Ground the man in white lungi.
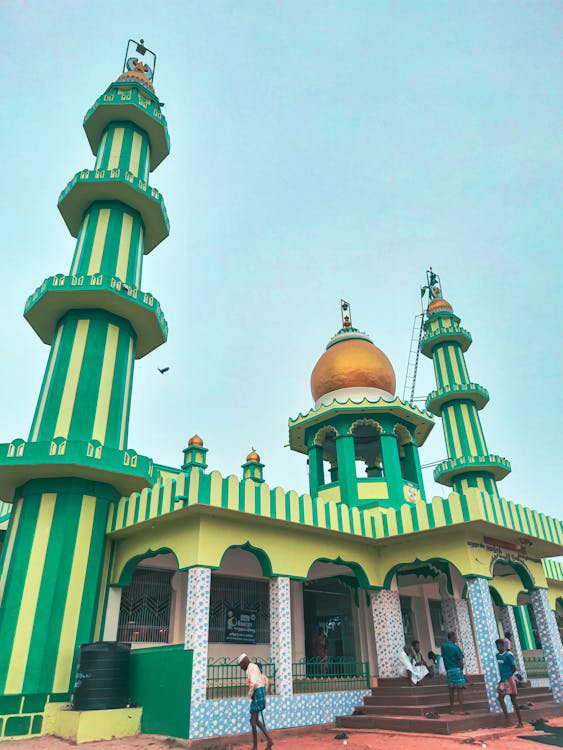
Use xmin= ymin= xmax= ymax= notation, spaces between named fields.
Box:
xmin=398 ymin=644 xmax=429 ymax=686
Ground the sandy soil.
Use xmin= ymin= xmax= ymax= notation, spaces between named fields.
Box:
xmin=2 ymin=718 xmax=563 ymax=750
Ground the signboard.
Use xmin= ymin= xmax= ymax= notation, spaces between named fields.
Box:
xmin=224 ymin=608 xmax=257 ymax=644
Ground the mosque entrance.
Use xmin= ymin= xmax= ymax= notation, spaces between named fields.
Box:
xmin=303 ymin=576 xmax=358 ymax=663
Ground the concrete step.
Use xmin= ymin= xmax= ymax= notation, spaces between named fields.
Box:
xmin=364 ymin=689 xmax=487 ymax=707
xmin=353 ymin=699 xmax=492 ymax=716
xmin=369 ymin=685 xmax=487 ymax=699
xmin=336 ymin=701 xmax=563 ymax=735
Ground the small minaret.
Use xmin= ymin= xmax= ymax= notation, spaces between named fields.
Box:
xmin=242 ymin=449 xmax=264 ymax=483
xmin=182 ymin=435 xmax=208 ymax=473
xmin=420 ymin=269 xmax=510 ymax=500
xmin=0 ymin=42 xmax=170 ymax=702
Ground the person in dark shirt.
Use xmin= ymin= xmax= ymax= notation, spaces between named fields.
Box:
xmin=495 ymin=638 xmax=523 ymax=727
xmin=441 ymin=631 xmax=467 ymax=714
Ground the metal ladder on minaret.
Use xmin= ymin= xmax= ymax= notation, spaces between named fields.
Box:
xmin=402 ymin=313 xmax=424 ymax=405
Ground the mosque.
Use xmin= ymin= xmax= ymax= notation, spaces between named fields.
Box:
xmin=0 ymin=44 xmax=562 ymax=743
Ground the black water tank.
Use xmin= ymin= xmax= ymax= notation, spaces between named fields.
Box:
xmin=72 ymin=641 xmax=131 ymax=711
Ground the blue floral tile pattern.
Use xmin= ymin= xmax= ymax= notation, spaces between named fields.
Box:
xmin=189 ymin=690 xmax=370 ymax=739
xmin=270 ymin=576 xmax=293 ymax=696
xmin=185 ymin=566 xmax=212 ymax=705
xmin=500 ymin=605 xmax=527 ymax=680
xmin=370 ymin=589 xmax=404 ymax=677
xmin=466 ymin=577 xmax=502 ymax=712
xmin=441 ymin=597 xmax=479 ymax=674
xmin=530 ymin=588 xmax=563 ymax=703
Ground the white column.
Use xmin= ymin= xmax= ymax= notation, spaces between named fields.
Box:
xmin=102 ymin=586 xmax=122 ymax=640
xmin=370 ymin=589 xmax=404 ymax=678
xmin=466 ymin=577 xmax=502 ymax=712
xmin=500 ymin=605 xmax=527 ymax=681
xmin=270 ymin=576 xmax=293 ymax=696
xmin=184 ymin=567 xmax=211 ymax=705
xmin=441 ymin=596 xmax=479 ymax=675
xmin=530 ymin=588 xmax=563 ymax=703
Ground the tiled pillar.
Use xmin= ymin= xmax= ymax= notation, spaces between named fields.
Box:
xmin=466 ymin=577 xmax=502 ymax=712
xmin=185 ymin=567 xmax=212 ymax=705
xmin=500 ymin=605 xmax=528 ymax=681
xmin=530 ymin=588 xmax=563 ymax=703
xmin=441 ymin=596 xmax=479 ymax=675
xmin=270 ymin=576 xmax=293 ymax=696
xmin=370 ymin=589 xmax=404 ymax=678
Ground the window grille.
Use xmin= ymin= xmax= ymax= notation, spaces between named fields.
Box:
xmin=118 ymin=568 xmax=172 ymax=643
xmin=209 ymin=575 xmax=269 ymax=643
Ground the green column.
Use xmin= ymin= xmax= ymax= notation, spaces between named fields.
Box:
xmin=403 ymin=440 xmax=426 ymax=500
xmin=514 ymin=604 xmax=537 ymax=650
xmin=308 ymin=445 xmax=325 ymax=497
xmin=380 ymin=430 xmax=403 ymax=503
xmin=335 ymin=434 xmax=358 ymax=505
xmin=0 ymin=479 xmax=117 ymax=696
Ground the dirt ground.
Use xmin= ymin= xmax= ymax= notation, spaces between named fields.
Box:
xmin=2 ymin=718 xmax=563 ymax=750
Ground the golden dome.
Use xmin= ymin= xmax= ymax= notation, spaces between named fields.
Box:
xmin=311 ymin=335 xmax=396 ymax=402
xmin=116 ymin=69 xmax=155 ymax=93
xmin=188 ymin=434 xmax=204 ymax=447
xmin=427 ymin=297 xmax=453 ymax=316
xmin=246 ymin=449 xmax=261 ymax=463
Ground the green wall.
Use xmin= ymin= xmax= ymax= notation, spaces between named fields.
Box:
xmin=129 ymin=645 xmax=193 ymax=739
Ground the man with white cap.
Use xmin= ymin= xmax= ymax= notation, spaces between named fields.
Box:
xmin=238 ymin=653 xmax=273 ymax=749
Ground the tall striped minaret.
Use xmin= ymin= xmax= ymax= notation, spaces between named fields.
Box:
xmin=420 ymin=270 xmax=511 ymax=501
xmin=0 ymin=45 xmax=170 ymax=709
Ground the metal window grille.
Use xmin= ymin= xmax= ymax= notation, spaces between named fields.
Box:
xmin=207 ymin=659 xmax=277 ymax=699
xmin=209 ymin=575 xmax=269 ymax=643
xmin=118 ymin=568 xmax=172 ymax=643
xmin=292 ymin=658 xmax=369 ymax=693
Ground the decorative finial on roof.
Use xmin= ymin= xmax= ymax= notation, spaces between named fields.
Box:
xmin=341 ymin=299 xmax=352 ymax=328
xmin=118 ymin=38 xmax=157 ymax=92
xmin=188 ymin=434 xmax=204 ymax=447
xmin=421 ymin=268 xmax=454 ymax=317
xmin=246 ymin=448 xmax=261 ymax=463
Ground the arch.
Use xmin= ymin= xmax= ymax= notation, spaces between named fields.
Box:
xmin=313 ymin=425 xmax=338 ymax=447
xmin=306 ymin=556 xmax=370 ymax=590
xmin=491 ymin=557 xmax=535 ymax=590
xmin=116 ymin=547 xmax=180 ymax=587
xmin=393 ymin=423 xmax=412 ymax=445
xmin=489 ymin=585 xmax=505 ymax=607
xmin=382 ymin=557 xmax=464 ymax=594
xmin=218 ymin=541 xmax=273 ymax=578
xmin=349 ymin=418 xmax=382 ymax=435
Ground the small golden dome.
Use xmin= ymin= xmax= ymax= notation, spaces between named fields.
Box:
xmin=427 ymin=297 xmax=453 ymax=316
xmin=246 ymin=449 xmax=260 ymax=463
xmin=116 ymin=69 xmax=155 ymax=93
xmin=188 ymin=434 xmax=204 ymax=447
xmin=311 ymin=336 xmax=396 ymax=402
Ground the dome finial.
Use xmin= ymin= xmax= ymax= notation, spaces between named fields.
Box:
xmin=118 ymin=38 xmax=157 ymax=92
xmin=341 ymin=299 xmax=352 ymax=328
xmin=422 ymin=268 xmax=454 ymax=317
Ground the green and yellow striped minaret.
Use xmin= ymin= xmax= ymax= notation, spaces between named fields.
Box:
xmin=0 ymin=45 xmax=170 ymax=727
xmin=421 ymin=270 xmax=511 ymax=501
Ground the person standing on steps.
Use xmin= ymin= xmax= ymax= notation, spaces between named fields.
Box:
xmin=238 ymin=653 xmax=274 ymax=750
xmin=495 ymin=638 xmax=524 ymax=728
xmin=441 ymin=631 xmax=467 ymax=714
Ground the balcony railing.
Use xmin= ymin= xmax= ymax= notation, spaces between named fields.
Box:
xmin=206 ymin=659 xmax=276 ymax=699
xmin=292 ymin=658 xmax=369 ymax=693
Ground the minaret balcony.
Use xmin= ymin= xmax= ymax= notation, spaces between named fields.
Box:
xmin=58 ymin=169 xmax=169 ymax=253
xmin=0 ymin=439 xmax=158 ymax=501
xmin=421 ymin=324 xmax=472 ymax=357
xmin=24 ymin=275 xmax=168 ymax=358
xmin=83 ymin=81 xmax=170 ymax=169
xmin=433 ymin=454 xmax=511 ymax=486
xmin=426 ymin=382 xmax=489 ymax=416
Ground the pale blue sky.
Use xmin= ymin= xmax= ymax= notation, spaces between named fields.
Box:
xmin=1 ymin=1 xmax=561 ymax=517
